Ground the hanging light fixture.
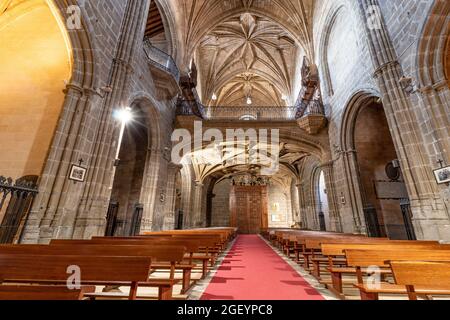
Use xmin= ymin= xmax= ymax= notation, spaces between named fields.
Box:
xmin=212 ymin=93 xmax=217 ymax=101
xmin=246 ymin=96 xmax=252 ymax=105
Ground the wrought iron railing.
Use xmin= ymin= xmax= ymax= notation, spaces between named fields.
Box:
xmin=0 ymin=176 xmax=38 ymax=244
xmin=177 ymin=100 xmax=325 ymax=121
xmin=304 ymin=100 xmax=325 ymax=116
xmin=143 ymin=37 xmax=180 ymax=82
xmin=203 ymin=106 xmax=299 ymax=121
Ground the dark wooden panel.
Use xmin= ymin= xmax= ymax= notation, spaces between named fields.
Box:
xmin=230 ymin=186 xmax=268 ymax=234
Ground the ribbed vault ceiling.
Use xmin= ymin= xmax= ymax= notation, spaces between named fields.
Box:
xmin=198 ymin=14 xmax=297 ymax=106
xmin=164 ymin=0 xmax=315 ymax=106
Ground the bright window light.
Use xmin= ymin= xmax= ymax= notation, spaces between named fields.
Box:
xmin=114 ymin=107 xmax=133 ymax=123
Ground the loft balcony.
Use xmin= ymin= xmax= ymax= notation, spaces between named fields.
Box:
xmin=143 ymin=37 xmax=180 ymax=100
xmin=296 ymin=100 xmax=328 ymax=134
xmin=203 ymin=106 xmax=298 ymax=121
xmin=176 ymin=98 xmax=327 ymax=134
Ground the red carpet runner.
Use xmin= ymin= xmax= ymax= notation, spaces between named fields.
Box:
xmin=201 ymin=235 xmax=325 ymax=300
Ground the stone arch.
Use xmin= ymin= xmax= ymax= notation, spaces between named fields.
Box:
xmin=414 ymin=0 xmax=450 ymax=174
xmin=148 ymin=0 xmax=178 ymax=58
xmin=340 ymin=90 xmax=413 ymax=239
xmin=311 ymin=166 xmax=329 ymax=231
xmin=416 ymin=0 xmax=450 ymax=88
xmin=16 ymin=0 xmax=106 ymax=243
xmin=339 ymin=90 xmax=381 ymax=234
xmin=52 ymin=0 xmax=99 ymax=89
xmin=109 ymin=104 xmax=150 ymax=236
xmin=318 ymin=3 xmax=360 ymax=98
xmin=0 ymin=1 xmax=100 ymax=184
xmin=124 ymin=94 xmax=165 ymax=233
xmin=318 ymin=3 xmax=346 ymax=97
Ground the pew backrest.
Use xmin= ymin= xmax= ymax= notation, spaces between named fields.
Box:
xmin=0 ymin=254 xmax=151 ymax=283
xmin=322 ymin=242 xmax=445 ymax=256
xmin=345 ymin=249 xmax=450 ymax=268
xmin=390 ymin=261 xmax=450 ymax=287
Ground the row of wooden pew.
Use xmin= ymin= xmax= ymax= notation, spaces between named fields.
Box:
xmin=263 ymin=229 xmax=450 ymax=300
xmin=0 ymin=227 xmax=237 ymax=300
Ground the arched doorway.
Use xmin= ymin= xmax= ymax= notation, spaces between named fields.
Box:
xmin=353 ymin=99 xmax=414 ymax=239
xmin=314 ymin=169 xmax=329 ymax=231
xmin=107 ymin=106 xmax=149 ymax=236
xmin=0 ymin=0 xmax=72 ymax=179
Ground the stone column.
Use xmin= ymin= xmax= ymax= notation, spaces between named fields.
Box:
xmin=191 ymin=181 xmax=205 ymax=228
xmin=320 ymin=162 xmax=343 ymax=232
xmin=73 ymin=0 xmax=151 ymax=238
xmin=21 ymin=84 xmax=102 ymax=243
xmin=162 ymin=163 xmax=182 ymax=230
xmin=355 ymin=0 xmax=450 ymax=240
xmin=296 ymin=182 xmax=308 ymax=229
xmin=291 ymin=182 xmax=301 ymax=225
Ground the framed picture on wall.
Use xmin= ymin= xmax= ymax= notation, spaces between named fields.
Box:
xmin=69 ymin=164 xmax=87 ymax=182
xmin=434 ymin=166 xmax=450 ymax=185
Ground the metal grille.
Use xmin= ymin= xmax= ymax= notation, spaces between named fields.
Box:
xmin=143 ymin=37 xmax=180 ymax=82
xmin=0 ymin=176 xmax=38 ymax=244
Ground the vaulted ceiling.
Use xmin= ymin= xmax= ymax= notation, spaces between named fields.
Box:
xmin=163 ymin=0 xmax=315 ymax=106
xmin=198 ymin=14 xmax=297 ymax=106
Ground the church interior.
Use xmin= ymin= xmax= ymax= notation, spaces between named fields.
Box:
xmin=0 ymin=0 xmax=449 ymax=301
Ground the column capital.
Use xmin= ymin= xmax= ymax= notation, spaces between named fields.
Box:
xmin=195 ymin=181 xmax=204 ymax=188
xmin=168 ymin=162 xmax=183 ymax=170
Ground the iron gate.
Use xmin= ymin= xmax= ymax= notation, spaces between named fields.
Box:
xmin=0 ymin=176 xmax=38 ymax=244
xmin=318 ymin=212 xmax=327 ymax=231
xmin=400 ymin=198 xmax=417 ymax=240
xmin=363 ymin=204 xmax=382 ymax=238
xmin=129 ymin=203 xmax=143 ymax=236
xmin=105 ymin=201 xmax=119 ymax=236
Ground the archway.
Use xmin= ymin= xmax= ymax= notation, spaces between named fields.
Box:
xmin=0 ymin=0 xmax=72 ymax=179
xmin=353 ymin=99 xmax=414 ymax=239
xmin=313 ymin=169 xmax=329 ymax=231
xmin=108 ymin=106 xmax=149 ymax=236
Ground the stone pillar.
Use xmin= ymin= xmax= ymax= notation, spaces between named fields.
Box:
xmin=162 ymin=163 xmax=182 ymax=230
xmin=73 ymin=0 xmax=151 ymax=239
xmin=191 ymin=181 xmax=205 ymax=228
xmin=296 ymin=183 xmax=308 ymax=229
xmin=21 ymin=84 xmax=102 ymax=243
xmin=291 ymin=182 xmax=301 ymax=225
xmin=320 ymin=162 xmax=343 ymax=232
xmin=356 ymin=0 xmax=450 ymax=240
xmin=140 ymin=148 xmax=166 ymax=232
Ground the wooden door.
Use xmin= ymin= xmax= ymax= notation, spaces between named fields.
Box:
xmin=230 ymin=186 xmax=268 ymax=234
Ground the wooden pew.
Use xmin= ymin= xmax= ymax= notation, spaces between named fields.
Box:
xmin=292 ymin=234 xmax=382 ymax=269
xmin=345 ymin=249 xmax=450 ymax=300
xmin=319 ymin=242 xmax=445 ymax=297
xmin=313 ymin=240 xmax=439 ymax=280
xmin=0 ymin=254 xmax=152 ymax=300
xmin=0 ymin=245 xmax=185 ymax=299
xmin=390 ymin=261 xmax=450 ymax=300
xmin=88 ymin=236 xmax=215 ymax=280
xmin=47 ymin=241 xmax=192 ymax=294
xmin=0 ymin=285 xmax=96 ymax=300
